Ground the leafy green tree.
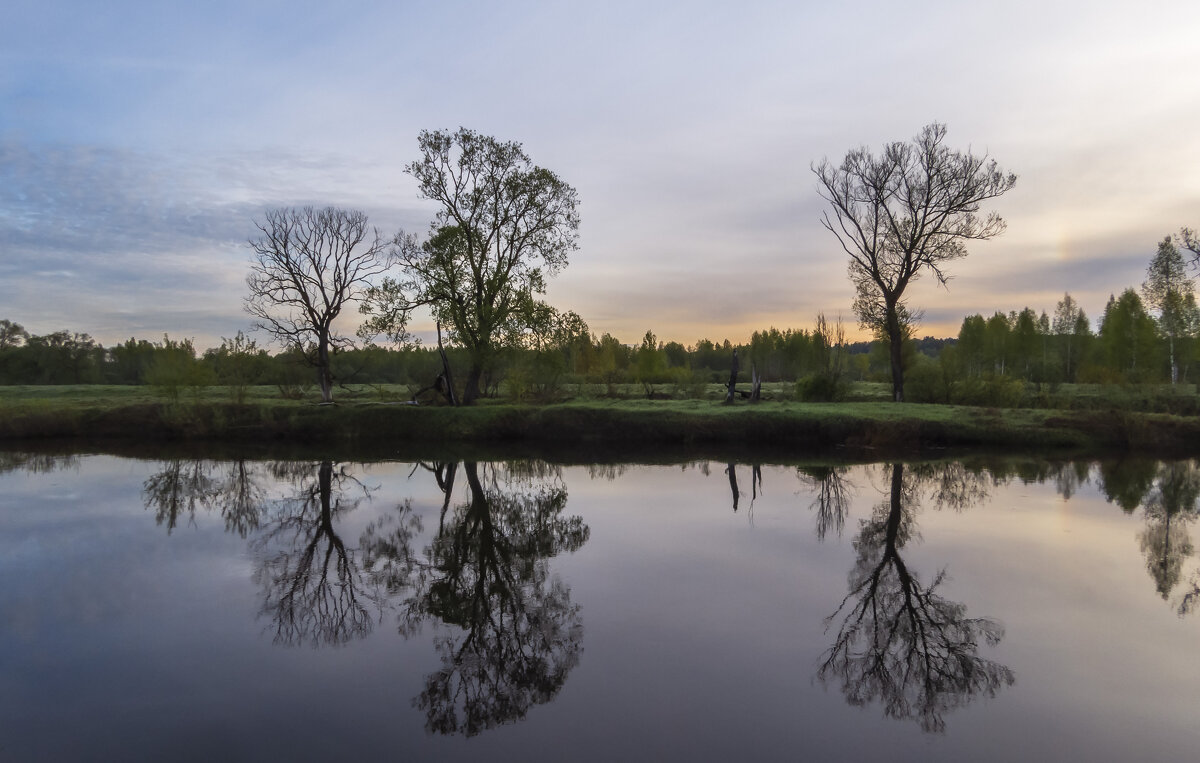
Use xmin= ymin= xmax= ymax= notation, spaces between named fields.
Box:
xmin=1143 ymin=236 xmax=1197 ymax=384
xmin=361 ymin=129 xmax=580 ymax=404
xmin=146 ymin=335 xmax=214 ymax=402
xmin=633 ymin=330 xmax=668 ymax=398
xmin=1097 ymin=290 xmax=1160 ymax=381
xmin=204 ymin=331 xmax=268 ymax=403
xmin=983 ymin=312 xmax=1011 ymax=376
xmin=814 ymin=123 xmax=1017 ymax=402
xmin=1011 ymin=307 xmax=1040 ymax=380
xmin=1052 ymin=293 xmax=1089 ymax=382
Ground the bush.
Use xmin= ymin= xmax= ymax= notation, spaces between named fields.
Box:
xmin=796 ymin=372 xmax=847 ymax=402
xmin=949 ymin=376 xmax=1025 ymax=408
xmin=904 ymin=357 xmax=950 ymax=403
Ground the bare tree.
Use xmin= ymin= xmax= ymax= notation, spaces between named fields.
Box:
xmin=246 ymin=206 xmax=387 ymax=403
xmin=814 ymin=123 xmax=1017 ymax=401
xmin=360 ymin=129 xmax=580 ymax=404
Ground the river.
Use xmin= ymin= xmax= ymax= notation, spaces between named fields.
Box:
xmin=2 ymin=451 xmax=1198 ymax=761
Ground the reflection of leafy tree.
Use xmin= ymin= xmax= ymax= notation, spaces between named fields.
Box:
xmin=252 ymin=460 xmax=382 ymax=647
xmin=909 ymin=462 xmax=993 ymax=512
xmin=819 ymin=463 xmax=1014 ymax=733
xmin=798 ymin=466 xmax=853 ymax=540
xmin=1051 ymin=461 xmax=1092 ymax=501
xmin=1098 ymin=458 xmax=1159 ymax=513
xmin=1137 ymin=462 xmax=1200 ymax=600
xmin=0 ymin=452 xmax=79 ymax=475
xmin=363 ymin=461 xmax=588 ymax=736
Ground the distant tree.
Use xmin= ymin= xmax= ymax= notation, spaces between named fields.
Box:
xmin=956 ymin=315 xmax=988 ymax=377
xmin=145 ymin=335 xmax=213 ymax=402
xmin=360 ymin=129 xmax=580 ymax=404
xmin=0 ymin=319 xmax=28 ymax=349
xmin=1010 ymin=308 xmax=1040 ymax=380
xmin=1052 ymin=293 xmax=1088 ymax=382
xmin=246 ymin=206 xmax=387 ymax=404
xmin=983 ymin=312 xmax=1011 ymax=376
xmin=1097 ymin=290 xmax=1159 ymax=381
xmin=204 ymin=331 xmax=267 ymax=403
xmin=814 ymin=123 xmax=1017 ymax=401
xmin=633 ymin=330 xmax=668 ymax=398
xmin=1143 ymin=236 xmax=1197 ymax=384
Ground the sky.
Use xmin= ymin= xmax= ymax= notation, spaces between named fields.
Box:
xmin=3 ymin=0 xmax=1200 ymax=349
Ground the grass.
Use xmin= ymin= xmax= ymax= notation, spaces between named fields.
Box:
xmin=3 ymin=382 xmax=1199 ymax=457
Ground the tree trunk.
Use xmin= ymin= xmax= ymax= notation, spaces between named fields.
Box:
xmin=885 ymin=306 xmax=905 ymax=402
xmin=726 ymin=463 xmax=739 ymax=511
xmin=316 ymin=336 xmax=334 ymax=403
xmin=436 ymin=322 xmax=459 ymax=405
xmin=1170 ymin=336 xmax=1177 ymax=385
xmin=724 ymin=349 xmax=739 ymax=404
xmin=463 ymin=363 xmax=483 ymax=405
xmin=750 ymin=362 xmax=762 ymax=402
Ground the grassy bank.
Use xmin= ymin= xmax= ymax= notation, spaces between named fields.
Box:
xmin=3 ymin=385 xmax=1198 ymax=456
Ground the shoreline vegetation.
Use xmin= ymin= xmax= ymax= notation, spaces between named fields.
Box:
xmin=3 ymin=383 xmax=1199 ymax=459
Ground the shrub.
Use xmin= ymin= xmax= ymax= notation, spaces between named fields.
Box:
xmin=796 ymin=371 xmax=846 ymax=402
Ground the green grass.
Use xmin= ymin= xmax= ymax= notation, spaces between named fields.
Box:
xmin=2 ymin=383 xmax=1198 ymax=457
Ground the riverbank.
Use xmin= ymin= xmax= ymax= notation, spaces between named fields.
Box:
xmin=2 ymin=394 xmax=1197 ymax=457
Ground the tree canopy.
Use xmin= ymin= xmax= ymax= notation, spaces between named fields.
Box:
xmin=361 ymin=128 xmax=580 ymax=403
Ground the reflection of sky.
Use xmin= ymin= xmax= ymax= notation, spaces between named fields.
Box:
xmin=2 ymin=455 xmax=1200 ymax=759
xmin=4 ymin=2 xmax=1200 ymax=346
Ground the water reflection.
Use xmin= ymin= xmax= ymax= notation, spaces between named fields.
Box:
xmin=797 ymin=465 xmax=852 ymax=540
xmin=125 ymin=451 xmax=1200 ymax=737
xmin=818 ymin=463 xmax=1015 ymax=733
xmin=252 ymin=460 xmax=383 ymax=647
xmin=364 ymin=461 xmax=587 ymax=736
xmin=139 ymin=456 xmax=588 ymax=736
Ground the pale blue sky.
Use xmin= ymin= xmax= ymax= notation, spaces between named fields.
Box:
xmin=3 ymin=0 xmax=1200 ymax=347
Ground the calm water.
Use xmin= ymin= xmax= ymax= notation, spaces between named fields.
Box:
xmin=2 ymin=451 xmax=1199 ymax=761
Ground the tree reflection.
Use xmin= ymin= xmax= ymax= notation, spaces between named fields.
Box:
xmin=819 ymin=463 xmax=1014 ymax=733
xmin=0 ymin=451 xmax=80 ymax=475
xmin=142 ymin=458 xmax=267 ymax=537
xmin=252 ymin=460 xmax=383 ymax=647
xmin=1098 ymin=458 xmax=1159 ymax=513
xmin=798 ymin=465 xmax=852 ymax=540
xmin=363 ymin=461 xmax=588 ymax=736
xmin=1136 ymin=462 xmax=1200 ymax=600
xmin=142 ymin=459 xmax=219 ymax=533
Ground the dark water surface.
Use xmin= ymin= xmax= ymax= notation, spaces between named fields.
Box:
xmin=2 ymin=452 xmax=1199 ymax=761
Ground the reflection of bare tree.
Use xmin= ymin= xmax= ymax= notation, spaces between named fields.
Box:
xmin=819 ymin=463 xmax=1014 ymax=733
xmin=363 ymin=461 xmax=588 ymax=736
xmin=798 ymin=466 xmax=853 ymax=540
xmin=252 ymin=461 xmax=382 ymax=647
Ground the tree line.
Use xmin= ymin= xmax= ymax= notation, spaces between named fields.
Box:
xmin=0 ymin=314 xmax=877 ymax=397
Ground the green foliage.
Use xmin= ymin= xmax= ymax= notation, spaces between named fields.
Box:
xmin=796 ymin=372 xmax=846 ymax=402
xmin=204 ymin=331 xmax=267 ymax=403
xmin=146 ymin=335 xmax=214 ymax=402
xmin=1097 ymin=289 xmax=1161 ymax=382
